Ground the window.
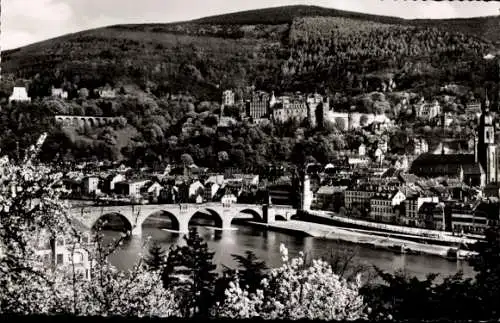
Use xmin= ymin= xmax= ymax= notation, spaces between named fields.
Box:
xmin=56 ymin=253 xmax=64 ymax=265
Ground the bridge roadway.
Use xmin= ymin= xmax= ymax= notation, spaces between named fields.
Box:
xmin=69 ymin=202 xmax=296 ymax=236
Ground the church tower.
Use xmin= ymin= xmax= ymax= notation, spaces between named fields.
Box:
xmin=478 ymin=90 xmax=498 ymax=184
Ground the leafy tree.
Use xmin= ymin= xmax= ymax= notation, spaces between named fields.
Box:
xmin=161 ymin=227 xmax=218 ymax=318
xmin=180 ymin=153 xmax=194 ymax=166
xmin=145 ymin=241 xmax=166 ymax=271
xmin=223 ymin=251 xmax=267 ymax=294
xmin=0 ymin=136 xmax=179 ymax=316
xmin=468 ymin=225 xmax=500 ymax=317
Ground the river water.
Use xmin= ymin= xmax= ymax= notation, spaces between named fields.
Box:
xmin=103 ymin=215 xmax=475 ymax=282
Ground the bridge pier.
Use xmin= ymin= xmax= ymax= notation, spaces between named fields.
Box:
xmin=178 ymin=219 xmax=189 ymax=234
xmin=131 ymin=226 xmax=142 ymax=237
xmin=263 ymin=205 xmax=276 ymax=224
xmin=221 ymin=217 xmax=233 ymax=230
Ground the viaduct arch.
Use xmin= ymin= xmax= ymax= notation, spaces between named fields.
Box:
xmin=55 ymin=115 xmax=125 ymax=129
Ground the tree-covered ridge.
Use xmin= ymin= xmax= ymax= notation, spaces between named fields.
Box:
xmin=285 ymin=16 xmax=491 ymax=77
xmin=3 ymin=27 xmax=284 ymax=98
xmin=3 ymin=6 xmax=500 ymax=97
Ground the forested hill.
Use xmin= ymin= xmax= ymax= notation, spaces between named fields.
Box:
xmin=191 ymin=5 xmax=406 ymax=25
xmin=2 ymin=5 xmax=499 ymax=100
xmin=193 ymin=5 xmax=500 ymax=45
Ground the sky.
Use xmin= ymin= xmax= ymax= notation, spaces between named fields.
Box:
xmin=2 ymin=0 xmax=500 ymax=50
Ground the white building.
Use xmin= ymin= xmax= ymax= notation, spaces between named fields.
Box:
xmin=115 ymin=180 xmax=150 ymax=198
xmin=82 ymin=176 xmax=99 ymax=195
xmin=204 ymin=183 xmax=220 ymax=201
xmin=221 ymin=193 xmax=237 ymax=206
xmin=35 ymin=229 xmax=93 ymax=281
xmin=189 ymin=180 xmax=205 ymax=199
xmin=222 ymin=90 xmax=235 ymax=106
xmin=415 ymin=100 xmax=441 ymax=121
xmin=9 ymin=87 xmax=31 ymax=103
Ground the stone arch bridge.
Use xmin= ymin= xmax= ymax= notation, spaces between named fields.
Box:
xmin=55 ymin=115 xmax=125 ymax=128
xmin=70 ymin=202 xmax=296 ymax=236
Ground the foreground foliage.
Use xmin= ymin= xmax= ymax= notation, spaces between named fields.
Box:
xmin=215 ymin=244 xmax=366 ymax=320
xmin=0 ymin=137 xmax=179 ymax=316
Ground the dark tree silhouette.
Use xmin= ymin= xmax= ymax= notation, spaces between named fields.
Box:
xmin=161 ymin=227 xmax=218 ymax=318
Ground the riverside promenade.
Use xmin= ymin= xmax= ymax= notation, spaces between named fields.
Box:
xmin=247 ymin=220 xmax=476 ymax=259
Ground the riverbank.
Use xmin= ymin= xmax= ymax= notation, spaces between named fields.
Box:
xmin=244 ymin=220 xmax=471 ymax=259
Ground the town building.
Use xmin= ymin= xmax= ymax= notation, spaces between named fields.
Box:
xmin=412 ymin=138 xmax=429 ymax=155
xmin=222 ymin=90 xmax=235 ymax=106
xmin=410 ymin=95 xmax=498 ymax=188
xmin=415 ymin=99 xmax=441 ymax=121
xmin=35 ymin=228 xmax=93 ymax=280
xmin=9 ymin=87 xmax=31 ymax=103
xmin=272 ymin=95 xmax=308 ymax=124
xmin=402 ymin=195 xmax=439 ymax=227
xmin=188 ymin=180 xmax=205 ymax=202
xmin=141 ymin=181 xmax=163 ymax=201
xmin=369 ymin=190 xmax=406 ymax=223
xmin=204 ymin=182 xmax=220 ymax=202
xmin=465 ymin=100 xmax=482 ymax=119
xmin=306 ymin=93 xmax=329 ymax=128
xmin=104 ymin=173 xmax=126 ymax=193
xmin=477 ymin=93 xmax=498 ymax=185
xmin=221 ymin=193 xmax=237 ymax=206
xmin=268 ymin=182 xmax=295 ymax=206
xmin=417 ymin=201 xmax=445 ymax=230
xmin=445 ymin=201 xmax=496 ymax=235
xmin=82 ymin=176 xmax=99 ymax=195
xmin=98 ymin=87 xmax=116 ymax=99
xmin=115 ymin=179 xmax=150 ymax=198
xmin=315 ymin=185 xmax=347 ymax=211
xmin=246 ymin=91 xmax=269 ymax=120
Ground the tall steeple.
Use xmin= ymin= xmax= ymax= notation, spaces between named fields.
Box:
xmin=485 ymin=89 xmax=490 ymax=111
xmin=478 ymin=87 xmax=497 ymax=185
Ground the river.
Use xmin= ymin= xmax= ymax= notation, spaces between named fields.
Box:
xmin=102 ymin=215 xmax=475 ymax=282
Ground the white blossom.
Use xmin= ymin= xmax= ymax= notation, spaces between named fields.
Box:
xmin=0 ymin=141 xmax=180 ymax=317
xmin=216 ymin=244 xmax=367 ymax=320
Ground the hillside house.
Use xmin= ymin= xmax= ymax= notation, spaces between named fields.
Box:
xmin=415 ymin=100 xmax=441 ymax=121
xmin=34 ymin=227 xmax=93 ymax=280
xmin=188 ymin=180 xmax=205 ymax=201
xmin=141 ymin=181 xmax=163 ymax=201
xmin=222 ymin=90 xmax=235 ymax=106
xmin=9 ymin=87 xmax=31 ymax=103
xmin=98 ymin=87 xmax=116 ymax=99
xmin=82 ymin=176 xmax=100 ymax=195
xmin=205 ymin=175 xmax=224 ymax=186
xmin=204 ymin=183 xmax=220 ymax=202
xmin=104 ymin=173 xmax=126 ymax=193
xmin=115 ymin=179 xmax=150 ymax=198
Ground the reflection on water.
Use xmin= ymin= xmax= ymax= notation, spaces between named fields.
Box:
xmin=103 ymin=218 xmax=475 ymax=281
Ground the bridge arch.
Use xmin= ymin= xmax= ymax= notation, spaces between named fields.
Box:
xmin=91 ymin=212 xmax=133 ymax=233
xmin=78 ymin=117 xmax=86 ymax=128
xmin=87 ymin=118 xmax=96 ymax=127
xmin=188 ymin=208 xmax=224 ymax=229
xmin=142 ymin=210 xmax=180 ymax=231
xmin=237 ymin=208 xmax=263 ymax=222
